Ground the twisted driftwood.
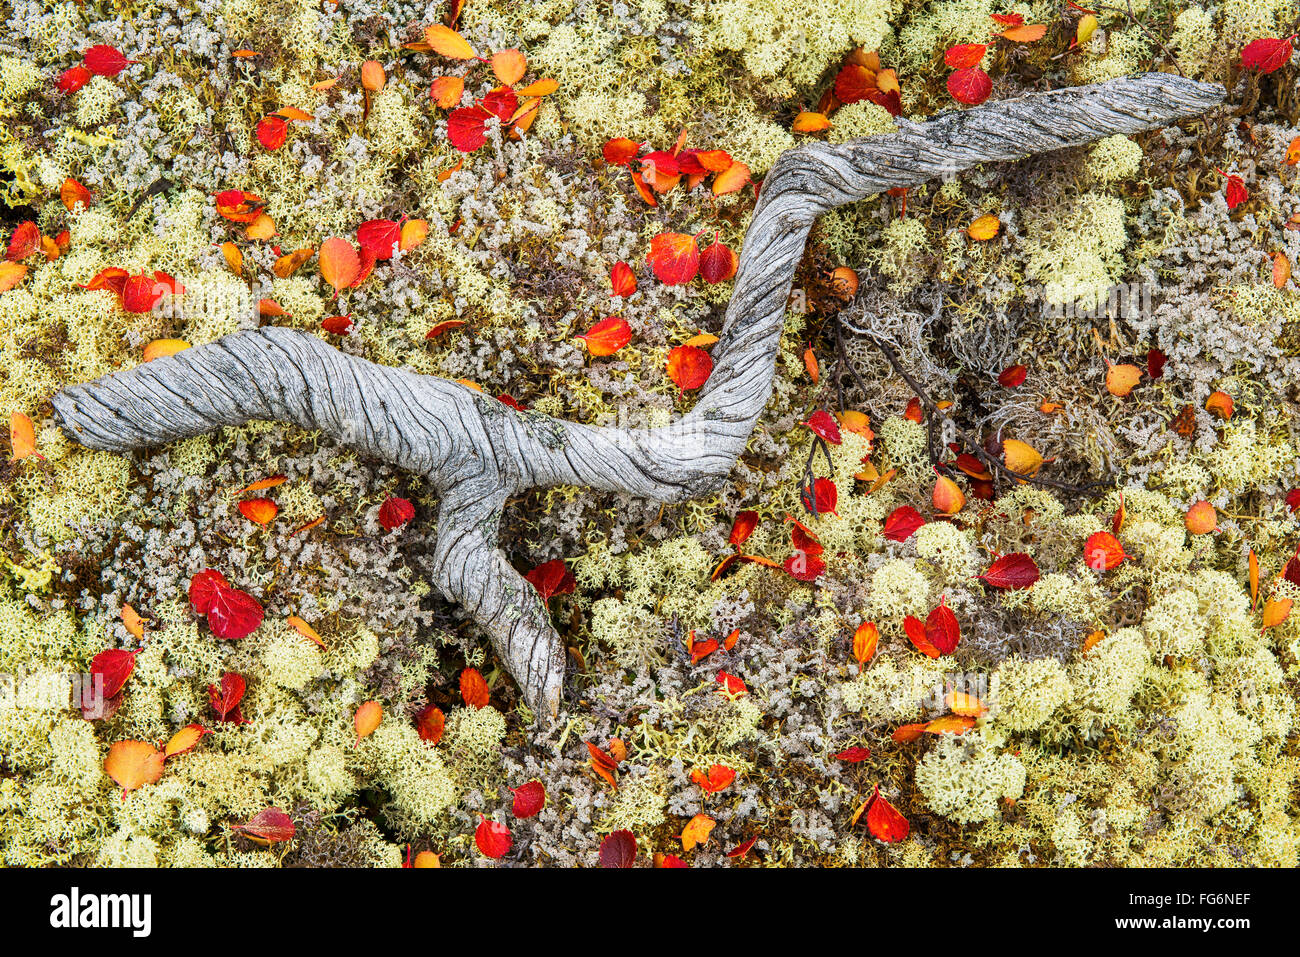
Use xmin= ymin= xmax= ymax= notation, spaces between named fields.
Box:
xmin=53 ymin=74 xmax=1224 ymax=718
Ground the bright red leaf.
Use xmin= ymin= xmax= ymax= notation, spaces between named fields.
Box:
xmin=525 ymin=558 xmax=576 ymax=603
xmin=882 ymin=505 xmax=926 ymax=542
xmin=979 ymin=552 xmax=1041 ymax=590
xmin=511 ymin=780 xmax=546 ymax=818
xmin=475 ymin=816 xmax=512 ymax=858
xmin=947 ymin=67 xmax=992 ymax=105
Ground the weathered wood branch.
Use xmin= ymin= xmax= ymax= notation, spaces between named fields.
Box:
xmin=52 ymin=73 xmax=1224 ymax=718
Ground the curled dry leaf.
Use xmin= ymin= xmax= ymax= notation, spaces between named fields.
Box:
xmin=1205 ymin=390 xmax=1233 ymax=420
xmin=61 ymin=177 xmax=92 ymax=211
xmin=286 ymin=615 xmax=327 ymax=648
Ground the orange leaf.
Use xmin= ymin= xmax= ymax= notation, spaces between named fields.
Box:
xmin=460 ymin=667 xmax=490 ymax=708
xmin=852 ymin=621 xmax=879 ymax=669
xmin=803 ymin=345 xmax=819 ymax=383
xmin=681 ymin=813 xmax=715 ymax=852
xmin=690 ymin=764 xmax=736 ymax=794
xmin=1274 ymin=251 xmax=1292 ymax=288
xmin=491 ymin=48 xmax=527 ymax=86
xmin=1185 ymin=500 xmax=1216 ymax=535
xmin=220 ymin=241 xmax=243 ymax=276
xmin=1001 ymin=23 xmax=1048 ymax=42
xmin=683 ymin=332 xmax=719 ymax=348
xmin=425 ymin=24 xmax=477 ymax=59
xmin=400 ymin=219 xmax=428 ymax=252
xmin=273 ymin=246 xmax=315 ymax=278
xmin=238 ymin=497 xmax=278 ymax=525
xmin=319 ymin=237 xmax=361 ymax=293
xmin=892 ymin=722 xmax=927 ymax=743
xmin=162 ymin=724 xmax=211 ymax=760
xmin=245 ymin=212 xmax=276 ymax=240
xmin=287 ymin=615 xmax=327 ymax=648
xmin=1002 ymin=438 xmax=1043 ymax=476
xmin=9 ymin=411 xmax=38 ymax=462
xmin=666 ymin=344 xmax=713 ymax=393
xmin=429 ymin=75 xmax=465 ymax=108
xmin=121 ymin=603 xmax=146 ymax=641
xmin=142 ymin=338 xmax=191 ymax=363
xmin=0 ymin=261 xmax=28 ymax=292
xmin=1262 ymin=596 xmax=1292 ymax=631
xmin=576 ymin=316 xmax=632 ymax=356
xmin=1105 ymin=363 xmax=1141 ymax=397
xmin=516 ymin=77 xmax=558 ymax=96
xmin=61 ymin=177 xmax=91 ymax=211
xmin=646 ymin=232 xmax=699 ymax=284
xmin=354 ymin=701 xmax=382 ymax=744
xmin=712 ymin=161 xmax=751 ymax=196
xmin=943 ymin=692 xmax=988 ymax=717
xmin=968 ymin=213 xmax=1000 ymax=240
xmin=234 ymin=474 xmax=287 ymax=494
xmin=792 ymin=112 xmax=832 ymax=133
xmin=1204 ymin=390 xmax=1233 ymax=420
xmin=104 ymin=740 xmax=165 ymax=795
xmin=932 ymin=474 xmax=965 ymax=514
xmin=1249 ymin=549 xmax=1260 ymax=609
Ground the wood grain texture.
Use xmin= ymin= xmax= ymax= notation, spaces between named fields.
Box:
xmin=53 ymin=73 xmax=1225 ymax=718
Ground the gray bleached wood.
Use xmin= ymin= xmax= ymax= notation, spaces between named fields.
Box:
xmin=52 ymin=73 xmax=1224 ymax=718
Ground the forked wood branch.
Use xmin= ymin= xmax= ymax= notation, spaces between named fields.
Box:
xmin=52 ymin=74 xmax=1225 ymax=719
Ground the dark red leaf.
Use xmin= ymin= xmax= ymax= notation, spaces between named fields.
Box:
xmin=926 ymin=598 xmax=960 ymax=655
xmin=599 ymin=829 xmax=637 ymax=867
xmin=448 ymin=105 xmax=491 ymax=152
xmin=997 ymin=364 xmax=1027 ymax=387
xmin=234 ymin=807 xmax=295 ymax=843
xmin=206 ymin=583 xmax=264 ymax=640
xmin=1286 ymin=489 xmax=1300 ymax=513
xmin=802 ymin=477 xmax=838 ymax=516
xmin=208 ymin=672 xmax=247 ymax=723
xmin=725 ymin=835 xmax=759 ymax=859
xmin=357 ymin=219 xmax=401 ymax=260
xmin=481 ymin=87 xmax=518 ymax=122
xmin=189 ymin=568 xmax=230 ymax=615
xmin=978 ymin=552 xmax=1041 ymax=590
xmin=1147 ymin=348 xmax=1166 ymax=379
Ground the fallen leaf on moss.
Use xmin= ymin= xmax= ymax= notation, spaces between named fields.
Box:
xmin=287 ymin=615 xmax=326 ymax=648
xmin=354 ymin=701 xmax=382 ymax=744
xmin=865 ymin=786 xmax=909 ymax=842
xmin=8 ymin=411 xmax=38 ymax=461
xmin=948 ymin=67 xmax=992 ymax=105
xmin=84 ymin=44 xmax=138 ymax=76
xmin=234 ymin=808 xmax=296 ymax=845
xmin=61 ymin=177 xmax=92 ymax=211
xmin=425 ymin=23 xmax=477 ymax=59
xmin=91 ymin=648 xmax=140 ymax=698
xmin=681 ymin=813 xmax=715 ymax=852
xmin=460 ymin=667 xmax=490 ymax=708
xmin=525 ymin=558 xmax=576 ymax=603
xmin=666 ymin=344 xmax=713 ymax=393
xmin=104 ymin=741 xmax=164 ymax=796
xmin=853 ymin=621 xmax=879 ymax=668
xmin=576 ymin=316 xmax=632 ymax=356
xmin=978 ymin=552 xmax=1040 ymax=590
xmin=162 ymin=724 xmax=211 ymax=760
xmin=511 ymin=780 xmax=546 ymax=818
xmin=691 ymin=764 xmax=736 ymax=794
xmin=416 ymin=704 xmax=445 ymax=744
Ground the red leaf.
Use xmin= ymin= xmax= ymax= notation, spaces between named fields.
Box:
xmin=904 ymin=615 xmax=937 ymax=657
xmin=944 ymin=43 xmax=987 ymax=68
xmin=802 ymin=477 xmax=838 ymax=516
xmin=715 ymin=671 xmax=748 ymax=696
xmin=577 ymin=316 xmax=633 ymax=356
xmin=865 ymin=785 xmax=910 ymax=843
xmin=699 ymin=235 xmax=738 ymax=283
xmin=481 ymin=87 xmax=517 ymax=122
xmin=646 ymin=232 xmax=700 ymax=285
xmin=805 ymin=409 xmax=842 ymax=445
xmin=598 ymin=829 xmax=637 ymax=867
xmin=475 ymin=816 xmax=512 ymax=858
xmin=448 ymin=105 xmax=491 ymax=152
xmin=666 ymin=345 xmax=712 ymax=393
xmin=322 ymin=314 xmax=354 ymax=335
xmin=208 ymin=672 xmax=247 ymax=724
xmin=729 ymin=510 xmax=759 ymax=547
xmin=5 ymin=221 xmax=39 ymax=261
xmin=120 ymin=274 xmax=164 ymax=313
xmin=834 ymin=746 xmax=871 ymax=762
xmin=610 ymin=261 xmax=637 ymax=297
xmin=1147 ymin=348 xmax=1166 ymax=379
xmin=602 ymin=137 xmax=641 ymax=166
xmin=90 ymin=648 xmax=140 ymax=699
xmin=1083 ymin=531 xmax=1127 ymax=571
xmin=510 ymin=780 xmax=546 ymax=818
xmin=357 ymin=219 xmax=401 ymax=260
xmin=998 ymin=363 xmax=1027 ymax=387
xmin=690 ymin=764 xmax=736 ymax=793
xmin=1286 ymin=489 xmax=1300 ymax=513
xmin=834 ymin=63 xmax=875 ymax=104
xmin=189 ymin=568 xmax=230 ymax=615
xmin=947 ymin=67 xmax=992 ymax=105
xmin=784 ymin=549 xmax=825 ymax=581
xmin=882 ymin=506 xmax=926 ymax=542
xmin=639 ymin=149 xmax=679 ymax=177
xmin=1223 ymin=173 xmax=1248 ymax=211
xmin=84 ymin=44 xmax=137 ymax=77
xmin=460 ymin=667 xmax=489 ymax=708
xmin=726 ymin=835 xmax=759 ymax=859
xmin=416 ymin=704 xmax=445 ymax=744
xmin=206 ymin=582 xmax=264 ymax=640
xmin=256 ymin=115 xmax=288 ymax=151
xmin=57 ymin=65 xmax=91 ymax=94
xmin=378 ymin=496 xmax=415 ymax=531
xmin=991 ymin=12 xmax=1024 ymax=26
xmin=525 ymin=558 xmax=576 ymax=603
xmin=926 ymin=598 xmax=960 ymax=655
xmin=1240 ymin=35 xmax=1296 ymax=74
xmin=234 ymin=807 xmax=295 ymax=843
xmin=978 ymin=552 xmax=1041 ymax=590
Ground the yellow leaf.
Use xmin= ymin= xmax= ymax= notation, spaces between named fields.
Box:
xmin=1076 ymin=14 xmax=1098 ymax=46
xmin=142 ymin=339 xmax=191 ymax=362
xmin=122 ymin=603 xmax=146 ymax=641
xmin=162 ymin=724 xmax=209 ymax=760
xmin=792 ymin=112 xmax=832 ymax=134
xmin=273 ymin=246 xmax=315 ymax=278
xmin=245 ymin=212 xmax=276 ymax=240
xmin=1249 ymin=549 xmax=1259 ymax=609
xmin=412 ymin=851 xmax=441 ymax=867
xmin=1002 ymin=438 xmax=1043 ymax=476
xmin=1262 ymin=596 xmax=1292 ymax=631
xmin=516 ymin=78 xmax=558 ymax=97
xmin=425 ymin=24 xmax=477 ymax=59
xmin=943 ymin=691 xmax=988 ymax=717
xmin=682 ymin=332 xmax=719 ymax=347
xmin=968 ymin=213 xmax=1000 ymax=240
xmin=1105 ymin=363 xmax=1141 ymax=397
xmin=220 ymin=241 xmax=243 ymax=277
xmin=681 ymin=813 xmax=715 ymax=853
xmin=400 ymin=219 xmax=429 ymax=252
